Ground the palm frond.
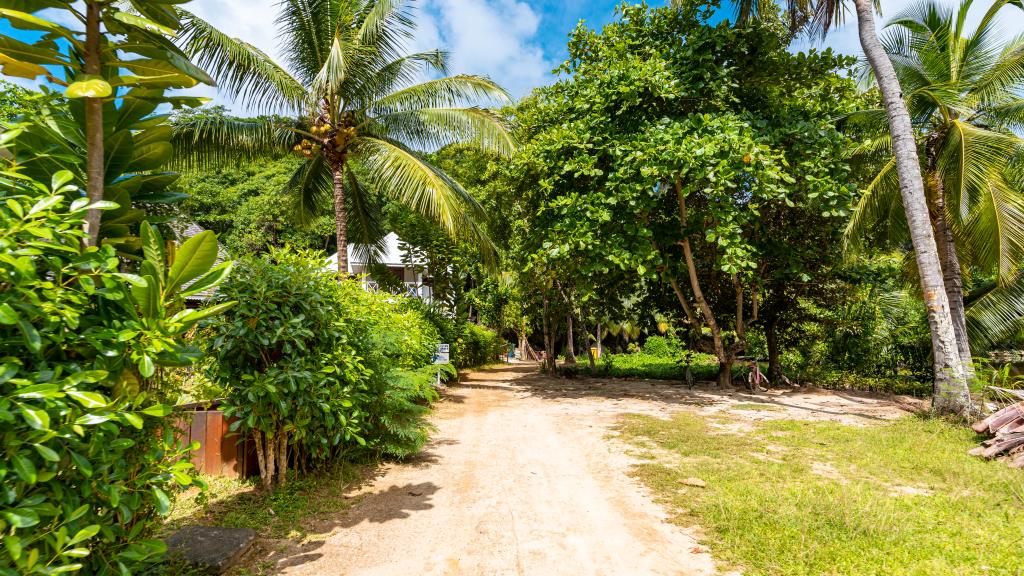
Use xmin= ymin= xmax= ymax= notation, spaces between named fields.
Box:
xmin=844 ymin=157 xmax=906 ymax=253
xmin=178 ymin=10 xmax=306 ymax=114
xmin=352 ymin=135 xmax=496 ymax=262
xmin=286 ymin=153 xmax=332 ymax=225
xmin=369 ymin=75 xmax=511 ymax=115
xmin=344 ymin=166 xmax=388 ymax=265
xmin=966 ymin=276 xmax=1024 ymax=349
xmin=171 ymin=113 xmax=294 ymax=171
xmin=369 ymin=107 xmax=515 ymax=157
xmin=277 ymin=0 xmax=334 ymax=85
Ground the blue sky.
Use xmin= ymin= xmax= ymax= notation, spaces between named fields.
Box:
xmin=4 ymin=1 xmax=1023 ymax=109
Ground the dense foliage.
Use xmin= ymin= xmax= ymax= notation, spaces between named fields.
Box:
xmin=0 ymin=172 xmax=231 ymax=574
xmin=206 ymin=249 xmax=450 ymax=487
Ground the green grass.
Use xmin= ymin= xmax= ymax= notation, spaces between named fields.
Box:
xmin=731 ymin=402 xmax=784 ymax=411
xmin=165 ymin=464 xmax=361 ymax=540
xmin=618 ymin=412 xmax=1024 ymax=576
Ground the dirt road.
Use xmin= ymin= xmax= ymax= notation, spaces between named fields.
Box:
xmin=260 ymin=364 xmax=911 ymax=576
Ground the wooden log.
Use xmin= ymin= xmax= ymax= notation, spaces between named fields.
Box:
xmin=982 ymin=403 xmax=1024 ymax=434
xmin=1011 ymin=452 xmax=1024 ymax=469
xmin=997 ymin=418 xmax=1024 ymax=435
xmin=981 ymin=433 xmax=1024 ymax=458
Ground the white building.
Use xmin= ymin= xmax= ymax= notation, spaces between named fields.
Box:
xmin=326 ymin=233 xmax=433 ymax=301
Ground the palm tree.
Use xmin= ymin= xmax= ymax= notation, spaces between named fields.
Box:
xmin=703 ymin=0 xmax=1024 ymax=417
xmin=844 ymin=0 xmax=1024 ymax=379
xmin=173 ymin=0 xmax=514 ymax=272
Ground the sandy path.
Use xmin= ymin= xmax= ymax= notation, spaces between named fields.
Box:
xmin=254 ymin=364 xmax=914 ymax=575
xmin=273 ymin=364 xmax=719 ymax=576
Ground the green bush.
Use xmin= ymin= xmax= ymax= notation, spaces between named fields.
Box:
xmin=454 ymin=323 xmax=506 ymax=368
xmin=590 ymin=352 xmax=726 ymax=381
xmin=0 ymin=174 xmax=231 ymax=574
xmin=208 ymin=249 xmax=445 ymax=482
xmin=641 ymin=335 xmax=684 ymax=358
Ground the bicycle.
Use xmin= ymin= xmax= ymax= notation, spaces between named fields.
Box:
xmin=738 ymin=356 xmax=770 ymax=392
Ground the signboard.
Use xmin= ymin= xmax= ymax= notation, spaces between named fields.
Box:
xmin=433 ymin=343 xmax=450 ymax=365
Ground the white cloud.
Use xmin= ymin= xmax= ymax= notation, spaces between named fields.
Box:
xmin=181 ymin=0 xmax=282 ymax=114
xmin=417 ymin=0 xmax=557 ymax=98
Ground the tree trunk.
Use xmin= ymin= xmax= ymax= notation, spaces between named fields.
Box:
xmin=276 ymin=430 xmax=288 ymax=487
xmin=717 ymin=357 xmax=733 ymax=388
xmin=929 ymin=151 xmax=977 ymax=385
xmin=596 ymin=324 xmax=602 ymax=358
xmin=853 ymin=0 xmax=973 ymax=418
xmin=83 ymin=1 xmax=104 ymax=247
xmin=542 ymin=292 xmax=555 ymax=372
xmin=254 ymin=431 xmax=272 ymax=490
xmin=332 ymin=161 xmax=349 ymax=274
xmin=565 ymin=313 xmax=577 ymax=364
xmin=766 ymin=319 xmax=782 ymax=384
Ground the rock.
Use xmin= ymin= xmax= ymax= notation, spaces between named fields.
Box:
xmin=165 ymin=526 xmax=257 ymax=574
xmin=680 ymin=477 xmax=707 ymax=488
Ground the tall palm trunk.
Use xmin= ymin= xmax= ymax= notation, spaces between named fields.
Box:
xmin=927 ymin=136 xmax=977 ymax=385
xmin=83 ymin=1 xmax=104 ymax=247
xmin=853 ymin=0 xmax=973 ymax=417
xmin=332 ymin=161 xmax=348 ymax=274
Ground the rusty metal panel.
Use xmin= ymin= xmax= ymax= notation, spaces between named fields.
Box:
xmin=204 ymin=411 xmax=223 ymax=475
xmin=189 ymin=412 xmax=207 ymax=473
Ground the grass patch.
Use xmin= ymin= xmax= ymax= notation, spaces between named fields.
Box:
xmin=618 ymin=412 xmax=1024 ymax=576
xmin=731 ymin=402 xmax=784 ymax=411
xmin=165 ymin=464 xmax=362 ymax=540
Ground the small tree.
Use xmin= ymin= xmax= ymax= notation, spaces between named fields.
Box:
xmin=0 ymin=1 xmax=215 ymax=246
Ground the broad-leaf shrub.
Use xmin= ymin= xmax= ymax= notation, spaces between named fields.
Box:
xmin=0 ymin=172 xmax=232 ymax=574
xmin=454 ymin=323 xmax=506 ymax=368
xmin=208 ymin=248 xmax=445 ymax=485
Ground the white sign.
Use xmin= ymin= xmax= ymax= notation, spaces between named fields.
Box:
xmin=433 ymin=343 xmax=450 ymax=364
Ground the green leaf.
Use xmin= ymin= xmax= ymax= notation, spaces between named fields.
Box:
xmin=2 ymin=508 xmax=38 ymax=528
xmin=179 ymin=262 xmax=233 ymax=298
xmin=68 ymin=525 xmax=100 ymax=546
xmin=140 ymin=221 xmax=165 ymax=276
xmin=126 ymin=141 xmax=172 ymax=172
xmin=122 ymin=412 xmax=144 ymax=429
xmin=140 ymin=404 xmax=172 ymax=417
xmin=20 ymin=404 xmax=49 ymax=430
xmin=0 ymin=303 xmax=18 ymax=324
xmin=4 ymin=535 xmax=22 ymax=561
xmin=67 ymin=390 xmax=108 ymax=408
xmin=70 ymin=452 xmax=93 ymax=477
xmin=11 ymin=454 xmax=37 ymax=484
xmin=150 ymin=488 xmax=170 ymax=515
xmin=32 ymin=443 xmax=59 ymax=462
xmin=138 ymin=355 xmax=155 ymax=378
xmin=166 ymin=231 xmax=219 ymax=294
xmin=17 ymin=319 xmax=41 ymax=352
xmin=112 ymin=10 xmax=176 ymax=36
xmin=66 ymin=76 xmax=113 ymax=98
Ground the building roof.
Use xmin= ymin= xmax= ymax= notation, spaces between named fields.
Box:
xmin=325 ymin=232 xmax=426 ymax=272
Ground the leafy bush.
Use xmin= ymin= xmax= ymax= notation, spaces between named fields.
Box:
xmin=455 ymin=323 xmax=506 ymax=368
xmin=207 ymin=249 xmax=445 ymax=482
xmin=594 ymin=352 xmax=724 ymax=381
xmin=641 ymin=335 xmax=684 ymax=358
xmin=0 ymin=174 xmax=231 ymax=574
xmin=208 ymin=250 xmax=368 ymax=488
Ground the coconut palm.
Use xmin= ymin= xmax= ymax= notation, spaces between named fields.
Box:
xmin=844 ymin=0 xmax=1024 ymax=371
xmin=172 ymin=0 xmax=514 ymax=272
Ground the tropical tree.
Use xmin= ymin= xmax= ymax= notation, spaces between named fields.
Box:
xmin=0 ymin=1 xmax=215 ymax=246
xmin=173 ymin=0 xmax=514 ymax=272
xmin=690 ymin=0 xmax=1011 ymax=416
xmin=844 ymin=0 xmax=1024 ymax=375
